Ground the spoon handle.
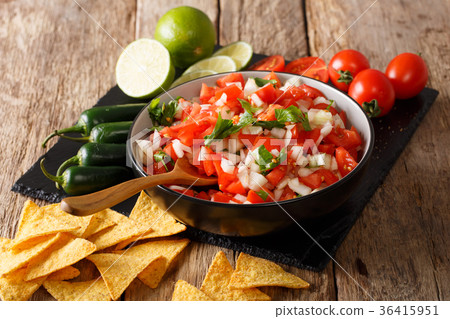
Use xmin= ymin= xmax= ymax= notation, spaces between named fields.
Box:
xmin=60 ymin=172 xmax=176 ymax=216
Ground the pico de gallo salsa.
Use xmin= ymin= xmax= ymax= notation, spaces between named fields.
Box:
xmin=135 ymin=72 xmax=362 ymax=204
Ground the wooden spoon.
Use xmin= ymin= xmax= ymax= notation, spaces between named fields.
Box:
xmin=60 ymin=157 xmax=217 ymax=216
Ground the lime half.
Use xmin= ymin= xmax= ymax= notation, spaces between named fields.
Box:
xmin=183 ymin=55 xmax=237 ymax=75
xmin=212 ymin=41 xmax=253 ymax=70
xmin=116 ymin=38 xmax=175 ymax=99
xmin=170 ymin=70 xmax=217 ymax=88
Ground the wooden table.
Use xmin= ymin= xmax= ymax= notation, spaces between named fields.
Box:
xmin=0 ymin=0 xmax=448 ymax=301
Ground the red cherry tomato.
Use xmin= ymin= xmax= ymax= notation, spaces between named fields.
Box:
xmin=328 ymin=49 xmax=370 ymax=92
xmin=285 ymin=57 xmax=329 ymax=83
xmin=348 ymin=69 xmax=395 ymax=117
xmin=385 ymin=52 xmax=428 ymax=99
xmin=248 ymin=55 xmax=285 ymax=72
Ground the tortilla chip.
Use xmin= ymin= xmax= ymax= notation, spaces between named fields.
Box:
xmin=172 ymin=280 xmax=213 ymax=301
xmin=24 ymin=234 xmax=96 ymax=281
xmin=115 ymin=192 xmax=186 ymax=250
xmin=15 ymin=200 xmax=42 ymax=237
xmin=81 ymin=212 xmax=116 ymax=238
xmin=0 ymin=268 xmax=46 ymax=301
xmin=200 ymin=251 xmax=270 ymax=301
xmin=0 ymin=233 xmax=61 ymax=277
xmin=121 ymin=238 xmax=190 ymax=289
xmin=87 ymin=209 xmax=147 ymax=251
xmin=43 ymin=279 xmax=111 ymax=301
xmin=47 ymin=266 xmax=80 ymax=281
xmin=38 ymin=204 xmax=92 ymax=237
xmin=87 ymin=253 xmax=160 ymax=300
xmin=229 ymin=253 xmax=309 ymax=289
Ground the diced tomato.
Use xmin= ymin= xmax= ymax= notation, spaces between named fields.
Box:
xmin=163 ymin=143 xmax=178 ymax=161
xmin=266 ymin=165 xmax=287 ymax=186
xmin=177 ymin=128 xmax=194 ymax=146
xmin=254 ymin=84 xmax=277 ymax=104
xmin=213 ymin=160 xmax=236 ymax=190
xmin=159 ymin=126 xmax=177 ymax=139
xmin=279 ymin=98 xmax=297 ymax=108
xmin=312 ymin=103 xmax=338 ymax=115
xmin=318 ymin=144 xmax=336 ymax=155
xmin=335 ymin=146 xmax=358 ymax=177
xmin=307 ymin=128 xmax=321 ymax=143
xmin=215 ymin=84 xmax=243 ymax=101
xmin=300 ymin=172 xmax=323 ymax=189
xmin=263 ymin=71 xmax=282 ymax=87
xmin=247 ymin=190 xmax=265 ymax=203
xmin=190 ymin=102 xmax=202 ymax=117
xmin=347 ymin=147 xmax=358 ymax=161
xmin=253 ymin=137 xmax=283 ymax=152
xmin=339 ymin=110 xmax=347 ymax=127
xmin=151 ymin=162 xmax=168 ymax=175
xmin=290 ymin=124 xmax=299 ymax=139
xmin=216 ymin=73 xmax=245 ymax=88
xmin=212 ymin=191 xmax=233 ymax=203
xmin=316 ymin=169 xmax=339 ymax=186
xmin=238 ymin=133 xmax=260 ymax=148
xmin=200 ymin=83 xmax=216 ymax=104
xmin=257 ymin=103 xmax=284 ymax=121
xmin=196 ymin=191 xmax=210 ymax=201
xmin=226 ymin=180 xmax=246 ymax=195
xmin=207 ymin=189 xmax=219 ymax=198
xmin=172 ymin=188 xmax=195 ymax=197
xmin=324 ymin=126 xmax=362 ymax=149
xmin=279 ymin=186 xmax=297 ymax=201
xmin=298 ymin=84 xmax=326 ymax=99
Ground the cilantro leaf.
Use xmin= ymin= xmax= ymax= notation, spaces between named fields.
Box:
xmin=147 ymin=97 xmax=181 ymax=127
xmin=252 ymin=145 xmax=287 ymax=173
xmin=255 ymin=189 xmax=269 ymax=201
xmin=254 ymin=77 xmax=278 ymax=88
xmin=153 ymin=151 xmax=174 ymax=172
xmin=254 ymin=120 xmax=285 ymax=129
xmin=238 ymin=98 xmax=261 ymax=116
xmin=204 ymin=107 xmax=255 ymax=146
xmin=275 ymin=106 xmax=311 ymax=131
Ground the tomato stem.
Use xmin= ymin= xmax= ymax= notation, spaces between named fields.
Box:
xmin=362 ymin=99 xmax=381 ymax=118
xmin=337 ymin=70 xmax=353 ymax=84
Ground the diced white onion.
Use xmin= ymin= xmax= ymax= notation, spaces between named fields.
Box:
xmin=313 ymin=96 xmax=331 ymax=105
xmin=297 ymin=99 xmax=310 ymax=112
xmin=333 ymin=114 xmax=345 ymax=129
xmin=151 ymin=130 xmax=161 ymax=151
xmin=311 ymin=110 xmax=333 ymax=128
xmin=320 ymin=121 xmax=333 ymax=137
xmin=249 ymin=171 xmax=268 ymax=191
xmin=308 ymin=153 xmax=327 ymax=167
xmin=280 ymin=76 xmax=302 ymax=90
xmin=298 ymin=167 xmax=313 ymax=177
xmin=271 ymin=127 xmax=286 ymax=139
xmin=221 ymin=157 xmax=235 ymax=174
xmin=274 ymin=188 xmax=283 ymax=201
xmin=290 ymin=145 xmax=303 ymax=160
xmin=244 ymin=78 xmax=258 ymax=97
xmin=234 ymin=194 xmax=247 ymax=202
xmin=171 ymin=139 xmax=185 ymax=158
xmin=215 ymin=93 xmax=227 ymax=107
xmin=238 ymin=168 xmax=250 ymax=189
xmin=226 ymin=81 xmax=243 ymax=90
xmin=169 ymin=185 xmax=187 ymax=191
xmin=263 ymin=129 xmax=270 ymax=136
xmin=242 ymin=125 xmax=263 ymax=135
xmin=331 ymin=157 xmax=338 ymax=171
xmin=276 ymin=176 xmax=290 ymax=190
xmin=250 ymin=93 xmax=264 ymax=107
xmin=135 ymin=139 xmax=153 ymax=167
xmin=296 ymin=154 xmax=308 ymax=167
xmin=288 ymin=178 xmax=312 ymax=196
xmin=270 ymin=149 xmax=280 ymax=157
xmin=250 ymin=162 xmax=260 ymax=172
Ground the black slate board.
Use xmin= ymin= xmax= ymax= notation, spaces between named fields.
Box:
xmin=11 ymin=52 xmax=439 ymax=271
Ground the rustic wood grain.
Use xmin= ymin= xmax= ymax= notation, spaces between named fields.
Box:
xmin=306 ymin=0 xmax=449 ymax=300
xmin=0 ymin=0 xmax=137 ymax=300
xmin=218 ymin=0 xmax=308 ymax=60
xmin=0 ymin=0 xmax=448 ymax=302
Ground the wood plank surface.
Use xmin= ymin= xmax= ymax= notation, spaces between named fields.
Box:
xmin=307 ymin=0 xmax=450 ymax=300
xmin=0 ymin=0 xmax=448 ymax=302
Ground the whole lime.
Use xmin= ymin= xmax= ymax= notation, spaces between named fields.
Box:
xmin=154 ymin=6 xmax=216 ymax=69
